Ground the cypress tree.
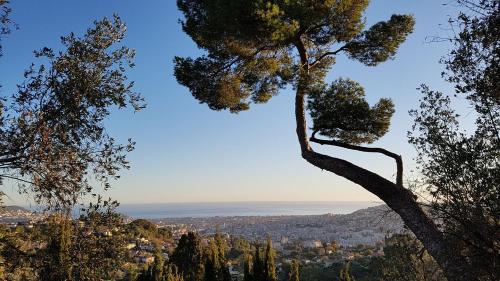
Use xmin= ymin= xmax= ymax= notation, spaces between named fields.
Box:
xmin=288 ymin=260 xmax=300 ymax=281
xmin=215 ymin=232 xmax=231 ymax=281
xmin=243 ymin=253 xmax=253 ymax=281
xmin=171 ymin=232 xmax=205 ymax=281
xmin=152 ymin=244 xmax=164 ymax=281
xmin=263 ymin=238 xmax=277 ymax=281
xmin=39 ymin=214 xmax=73 ymax=281
xmin=252 ymin=244 xmax=264 ymax=281
xmin=204 ymin=242 xmax=219 ymax=281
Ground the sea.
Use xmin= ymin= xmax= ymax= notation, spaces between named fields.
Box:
xmin=115 ymin=201 xmax=383 ymax=219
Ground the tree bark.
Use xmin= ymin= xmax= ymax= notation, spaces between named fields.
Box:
xmin=293 ymin=39 xmax=474 ymax=281
xmin=310 ymin=131 xmax=403 ymax=186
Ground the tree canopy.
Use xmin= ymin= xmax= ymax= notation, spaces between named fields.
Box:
xmin=175 ymin=0 xmax=413 ymax=121
xmin=0 ymin=15 xmax=143 ymax=209
xmin=308 ymin=78 xmax=394 ymax=144
xmin=409 ymin=1 xmax=499 ymax=279
xmin=174 ymin=1 xmax=484 ymax=280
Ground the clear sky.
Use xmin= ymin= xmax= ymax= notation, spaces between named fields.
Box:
xmin=1 ymin=1 xmax=459 ymax=205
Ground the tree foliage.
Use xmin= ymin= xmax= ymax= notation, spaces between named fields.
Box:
xmin=175 ymin=0 xmax=413 ymax=121
xmin=243 ymin=239 xmax=277 ymax=281
xmin=443 ymin=0 xmax=499 ymax=106
xmin=288 ymin=260 xmax=300 ymax=281
xmin=203 ymin=232 xmax=231 ymax=281
xmin=171 ymin=232 xmax=205 ymax=281
xmin=176 ymin=1 xmax=493 ymax=279
xmin=0 ymin=197 xmax=128 ymax=281
xmin=409 ymin=1 xmax=499 ymax=279
xmin=263 ymin=238 xmax=277 ymax=281
xmin=374 ymin=234 xmax=446 ymax=281
xmin=308 ymin=78 xmax=394 ymax=144
xmin=176 ymin=1 xmax=498 ymax=279
xmin=0 ymin=15 xmax=143 ymax=209
xmin=0 ymin=0 xmax=15 ymax=58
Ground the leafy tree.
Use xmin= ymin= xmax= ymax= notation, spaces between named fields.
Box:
xmin=0 ymin=222 xmax=38 ymax=280
xmin=174 ymin=0 xmax=469 ymax=279
xmin=29 ymin=197 xmax=128 ymax=281
xmin=0 ymin=14 xmax=143 ymax=209
xmin=375 ymin=234 xmax=446 ymax=281
xmin=37 ymin=213 xmax=72 ymax=281
xmin=0 ymin=8 xmax=139 ymax=279
xmin=70 ymin=198 xmax=128 ymax=280
xmin=0 ymin=0 xmax=15 ymax=197
xmin=288 ymin=260 xmax=300 ymax=281
xmin=171 ymin=232 xmax=205 ymax=281
xmin=409 ymin=1 xmax=499 ymax=280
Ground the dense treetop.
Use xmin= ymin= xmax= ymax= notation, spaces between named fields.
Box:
xmin=175 ymin=0 xmax=414 ymax=127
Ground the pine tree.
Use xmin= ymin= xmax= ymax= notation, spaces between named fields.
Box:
xmin=174 ymin=2 xmax=471 ymax=279
xmin=288 ymin=260 xmax=299 ymax=281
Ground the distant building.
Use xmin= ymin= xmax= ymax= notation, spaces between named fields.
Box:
xmin=302 ymin=240 xmax=322 ymax=249
xmin=281 ymin=236 xmax=289 ymax=244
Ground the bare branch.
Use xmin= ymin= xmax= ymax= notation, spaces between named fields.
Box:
xmin=310 ymin=130 xmax=403 ymax=186
xmin=309 ymin=45 xmax=347 ymax=69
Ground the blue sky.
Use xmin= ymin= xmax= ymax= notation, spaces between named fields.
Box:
xmin=1 ymin=1 xmax=459 ymax=205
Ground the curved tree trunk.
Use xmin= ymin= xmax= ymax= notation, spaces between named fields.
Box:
xmin=293 ymin=41 xmax=474 ymax=281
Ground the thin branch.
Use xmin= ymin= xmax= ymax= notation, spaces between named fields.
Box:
xmin=309 ymin=45 xmax=347 ymax=69
xmin=310 ymin=130 xmax=403 ymax=186
xmin=0 ymin=174 xmax=35 ymax=185
xmin=0 ymin=155 xmax=20 ymax=164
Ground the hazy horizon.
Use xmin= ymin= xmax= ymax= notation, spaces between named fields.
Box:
xmin=18 ymin=201 xmax=385 ymax=219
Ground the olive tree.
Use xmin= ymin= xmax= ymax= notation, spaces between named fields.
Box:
xmin=0 ymin=14 xmax=143 ymax=209
xmin=410 ymin=0 xmax=499 ymax=279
